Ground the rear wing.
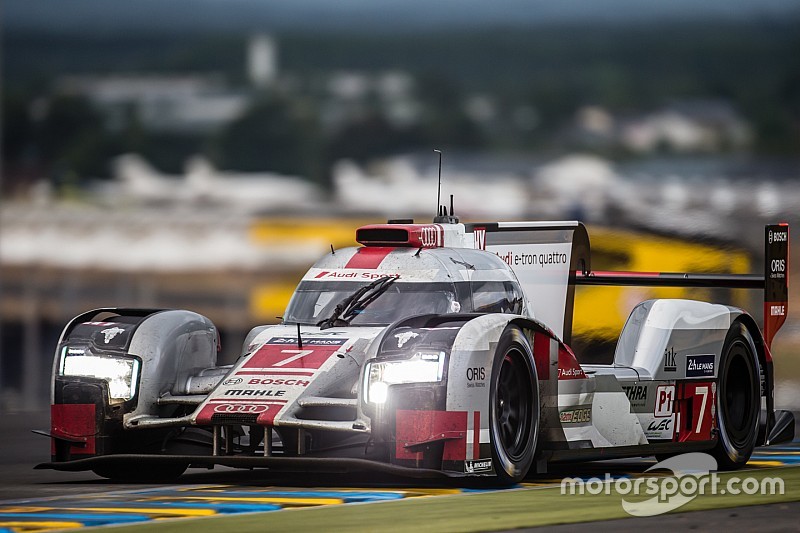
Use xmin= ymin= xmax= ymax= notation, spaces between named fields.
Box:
xmin=573 ymin=223 xmax=789 ymax=348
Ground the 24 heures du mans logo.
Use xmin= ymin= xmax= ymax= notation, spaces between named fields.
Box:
xmin=686 ymin=354 xmax=715 ymax=377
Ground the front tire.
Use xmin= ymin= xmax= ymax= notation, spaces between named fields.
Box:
xmin=489 ymin=326 xmax=539 ymax=484
xmin=712 ymin=322 xmax=760 ymax=470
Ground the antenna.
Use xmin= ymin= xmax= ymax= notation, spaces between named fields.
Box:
xmin=297 ymin=323 xmax=303 ymax=349
xmin=330 ymin=244 xmax=335 ymax=255
xmin=434 ymin=149 xmax=442 ymax=214
xmin=432 ymin=149 xmax=459 ymax=224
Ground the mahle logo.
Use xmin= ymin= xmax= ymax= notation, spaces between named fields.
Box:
xmin=561 ymin=452 xmax=785 ymax=517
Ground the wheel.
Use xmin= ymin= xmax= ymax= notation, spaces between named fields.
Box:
xmin=92 ymin=462 xmax=187 ymax=482
xmin=712 ymin=322 xmax=761 ymax=470
xmin=489 ymin=325 xmax=539 ymax=484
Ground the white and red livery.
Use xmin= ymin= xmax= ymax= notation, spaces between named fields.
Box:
xmin=39 ymin=218 xmax=793 ymax=483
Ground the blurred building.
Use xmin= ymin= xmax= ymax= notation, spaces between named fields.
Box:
xmin=573 ymin=100 xmax=753 ymax=154
xmin=57 ymin=75 xmax=249 ymax=134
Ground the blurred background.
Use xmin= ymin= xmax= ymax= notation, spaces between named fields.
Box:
xmin=1 ymin=0 xmax=799 ymax=413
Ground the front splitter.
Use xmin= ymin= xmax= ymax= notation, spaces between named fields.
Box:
xmin=35 ymin=454 xmax=459 ymax=479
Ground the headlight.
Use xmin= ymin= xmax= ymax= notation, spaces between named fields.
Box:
xmin=59 ymin=346 xmax=140 ymax=403
xmin=364 ymin=351 xmax=445 ymax=404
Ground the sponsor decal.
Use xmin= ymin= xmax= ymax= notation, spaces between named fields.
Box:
xmin=314 ymin=270 xmax=402 ymax=280
xmin=655 ymin=384 xmax=675 ymax=417
xmin=225 ymin=389 xmax=286 ymax=397
xmin=663 ymin=346 xmax=677 ymax=372
xmin=247 ymin=378 xmax=310 ymax=386
xmin=466 ymin=367 xmax=486 ymax=388
xmin=495 ymin=251 xmax=569 ymax=268
xmin=769 ymin=229 xmax=788 ymax=244
xmin=419 ymin=225 xmax=443 ymax=248
xmin=395 ymin=331 xmax=419 ymax=348
xmin=771 ymin=258 xmax=786 ymax=274
xmin=557 ymin=367 xmax=586 ymax=379
xmin=770 ymin=305 xmax=786 ymax=316
xmin=465 ymin=458 xmax=493 ymax=474
xmin=100 ymin=326 xmax=125 ymax=343
xmin=474 ymin=227 xmax=487 ymax=250
xmin=622 ymin=384 xmax=648 ymax=409
xmin=213 ymin=404 xmax=269 ymax=413
xmin=645 ymin=415 xmax=675 ymax=440
xmin=223 ymin=378 xmax=243 ymax=386
xmin=686 ymin=354 xmax=715 ymax=378
xmin=269 ymin=337 xmax=346 ymax=346
xmin=560 ymin=408 xmax=591 ymax=424
xmin=557 ymin=345 xmax=586 ymax=380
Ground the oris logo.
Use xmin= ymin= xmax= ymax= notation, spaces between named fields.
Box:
xmin=466 ymin=367 xmax=486 ymax=381
xmin=213 ymin=404 xmax=269 ymax=413
xmin=771 ymin=259 xmax=786 ymax=273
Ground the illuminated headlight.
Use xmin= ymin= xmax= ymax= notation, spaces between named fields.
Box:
xmin=365 ymin=351 xmax=445 ymax=404
xmin=59 ymin=347 xmax=140 ymax=402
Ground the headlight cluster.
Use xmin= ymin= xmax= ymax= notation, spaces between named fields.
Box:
xmin=364 ymin=350 xmax=445 ymax=404
xmin=58 ymin=346 xmax=140 ymax=403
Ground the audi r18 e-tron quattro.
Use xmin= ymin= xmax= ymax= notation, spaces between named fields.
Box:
xmin=37 ymin=216 xmax=794 ymax=483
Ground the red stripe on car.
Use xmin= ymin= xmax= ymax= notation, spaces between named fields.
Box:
xmin=473 ymin=410 xmax=480 ymax=460
xmin=51 ymin=403 xmax=96 ymax=455
xmin=345 ymin=247 xmax=394 ymax=269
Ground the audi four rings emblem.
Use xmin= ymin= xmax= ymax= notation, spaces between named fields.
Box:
xmin=213 ymin=404 xmax=269 ymax=413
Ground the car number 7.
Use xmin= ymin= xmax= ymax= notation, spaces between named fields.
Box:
xmin=274 ymin=349 xmax=314 ymax=367
xmin=695 ymin=386 xmax=709 ymax=433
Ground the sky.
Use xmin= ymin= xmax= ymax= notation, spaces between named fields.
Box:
xmin=4 ymin=0 xmax=800 ymax=35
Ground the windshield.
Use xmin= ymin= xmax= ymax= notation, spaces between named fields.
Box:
xmin=284 ymin=280 xmax=461 ymax=326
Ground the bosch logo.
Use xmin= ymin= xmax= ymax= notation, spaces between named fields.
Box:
xmin=770 ymin=230 xmax=787 ymax=244
xmin=223 ymin=378 xmax=243 ymax=386
xmin=213 ymin=404 xmax=269 ymax=414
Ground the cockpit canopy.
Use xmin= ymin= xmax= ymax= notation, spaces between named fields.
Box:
xmin=283 ymin=247 xmax=526 ymax=327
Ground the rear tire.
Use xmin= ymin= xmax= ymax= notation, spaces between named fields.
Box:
xmin=712 ymin=322 xmax=760 ymax=470
xmin=489 ymin=326 xmax=539 ymax=484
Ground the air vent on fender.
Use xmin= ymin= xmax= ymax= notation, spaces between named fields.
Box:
xmin=356 ymin=224 xmax=443 ymax=248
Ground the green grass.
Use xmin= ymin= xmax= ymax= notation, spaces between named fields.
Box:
xmin=104 ymin=466 xmax=800 ymax=532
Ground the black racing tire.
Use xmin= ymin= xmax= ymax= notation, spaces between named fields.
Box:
xmin=92 ymin=462 xmax=188 ymax=482
xmin=712 ymin=322 xmax=761 ymax=470
xmin=489 ymin=325 xmax=539 ymax=484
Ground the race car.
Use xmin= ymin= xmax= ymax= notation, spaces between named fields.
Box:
xmin=37 ymin=216 xmax=794 ymax=483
